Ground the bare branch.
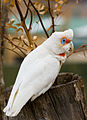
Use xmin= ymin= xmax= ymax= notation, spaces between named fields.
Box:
xmin=47 ymin=25 xmax=53 ymax=32
xmin=68 ymin=44 xmax=87 ymax=57
xmin=48 ymin=0 xmax=55 ymax=33
xmin=12 ymin=37 xmax=29 ymax=48
xmin=15 ymin=0 xmax=33 ymax=46
xmin=23 ymin=0 xmax=33 ymax=31
xmin=22 ymin=40 xmax=29 ymax=47
xmin=24 ymin=0 xmax=30 ymax=19
xmin=15 ymin=0 xmax=24 ymax=21
xmin=0 ymin=46 xmax=24 ymax=58
xmin=29 ymin=0 xmax=49 ymax=38
xmin=0 ymin=31 xmax=26 ymax=56
xmin=28 ymin=8 xmax=33 ymax=31
xmin=24 ymin=6 xmax=29 ymax=19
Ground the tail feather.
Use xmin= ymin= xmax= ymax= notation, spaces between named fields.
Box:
xmin=3 ymin=106 xmax=9 ymax=113
xmin=5 ymin=107 xmax=21 ymax=117
xmin=4 ymin=81 xmax=21 ymax=112
xmin=3 ymin=85 xmax=33 ymax=117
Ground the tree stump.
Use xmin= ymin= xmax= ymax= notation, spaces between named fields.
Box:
xmin=4 ymin=73 xmax=87 ymax=120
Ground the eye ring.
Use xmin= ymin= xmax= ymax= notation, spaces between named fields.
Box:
xmin=61 ymin=38 xmax=66 ymax=44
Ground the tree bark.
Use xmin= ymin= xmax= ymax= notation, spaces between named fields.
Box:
xmin=4 ymin=73 xmax=87 ymax=120
xmin=0 ymin=1 xmax=5 ymax=120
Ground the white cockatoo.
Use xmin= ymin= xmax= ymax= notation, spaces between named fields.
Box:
xmin=3 ymin=29 xmax=74 ymax=117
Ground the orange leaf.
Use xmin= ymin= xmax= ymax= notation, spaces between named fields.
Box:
xmin=10 ymin=0 xmax=15 ymax=8
xmin=6 ymin=25 xmax=17 ymax=29
xmin=56 ymin=5 xmax=62 ymax=11
xmin=58 ymin=0 xmax=64 ymax=5
xmin=63 ymin=0 xmax=67 ymax=2
xmin=55 ymin=0 xmax=60 ymax=2
xmin=16 ymin=28 xmax=23 ymax=33
xmin=15 ymin=23 xmax=21 ymax=27
xmin=37 ymin=0 xmax=40 ymax=1
xmin=4 ymin=0 xmax=10 ymax=3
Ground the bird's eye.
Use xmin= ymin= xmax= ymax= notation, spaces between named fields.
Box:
xmin=61 ymin=38 xmax=66 ymax=44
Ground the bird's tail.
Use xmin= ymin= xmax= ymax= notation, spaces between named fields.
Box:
xmin=3 ymin=85 xmax=33 ymax=117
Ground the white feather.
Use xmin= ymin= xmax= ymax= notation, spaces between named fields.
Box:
xmin=3 ymin=29 xmax=74 ymax=117
xmin=4 ymin=53 xmax=60 ymax=116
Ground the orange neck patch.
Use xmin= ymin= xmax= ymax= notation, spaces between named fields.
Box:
xmin=58 ymin=53 xmax=65 ymax=57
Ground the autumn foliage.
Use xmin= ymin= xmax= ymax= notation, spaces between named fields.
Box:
xmin=1 ymin=0 xmax=68 ymax=57
xmin=1 ymin=0 xmax=87 ymax=58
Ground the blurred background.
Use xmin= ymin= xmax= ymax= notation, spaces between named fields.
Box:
xmin=1 ymin=0 xmax=87 ymax=96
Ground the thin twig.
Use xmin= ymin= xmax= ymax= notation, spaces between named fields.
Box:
xmin=12 ymin=37 xmax=29 ymax=47
xmin=23 ymin=0 xmax=33 ymax=31
xmin=48 ymin=0 xmax=55 ymax=33
xmin=68 ymin=44 xmax=87 ymax=57
xmin=24 ymin=8 xmax=29 ymax=19
xmin=15 ymin=45 xmax=27 ymax=51
xmin=15 ymin=0 xmax=24 ymax=21
xmin=23 ymin=40 xmax=29 ymax=47
xmin=0 ymin=46 xmax=24 ymax=58
xmin=12 ymin=37 xmax=29 ymax=48
xmin=47 ymin=25 xmax=59 ymax=32
xmin=29 ymin=0 xmax=49 ymax=38
xmin=24 ymin=0 xmax=29 ymax=19
xmin=15 ymin=0 xmax=33 ymax=45
xmin=0 ymin=31 xmax=26 ymax=56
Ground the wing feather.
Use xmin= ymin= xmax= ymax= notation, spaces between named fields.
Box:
xmin=4 ymin=55 xmax=60 ymax=117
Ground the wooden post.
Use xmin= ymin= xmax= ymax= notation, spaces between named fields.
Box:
xmin=4 ymin=73 xmax=87 ymax=120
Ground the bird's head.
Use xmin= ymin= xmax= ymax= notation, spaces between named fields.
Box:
xmin=43 ymin=29 xmax=74 ymax=62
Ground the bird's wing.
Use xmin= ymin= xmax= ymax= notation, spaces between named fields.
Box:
xmin=4 ymin=56 xmax=60 ymax=117
xmin=4 ymin=45 xmax=46 ymax=113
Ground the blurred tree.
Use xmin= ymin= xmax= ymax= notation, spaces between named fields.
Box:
xmin=0 ymin=1 xmax=5 ymax=120
xmin=2 ymin=0 xmax=87 ymax=58
xmin=2 ymin=0 xmax=69 ymax=56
